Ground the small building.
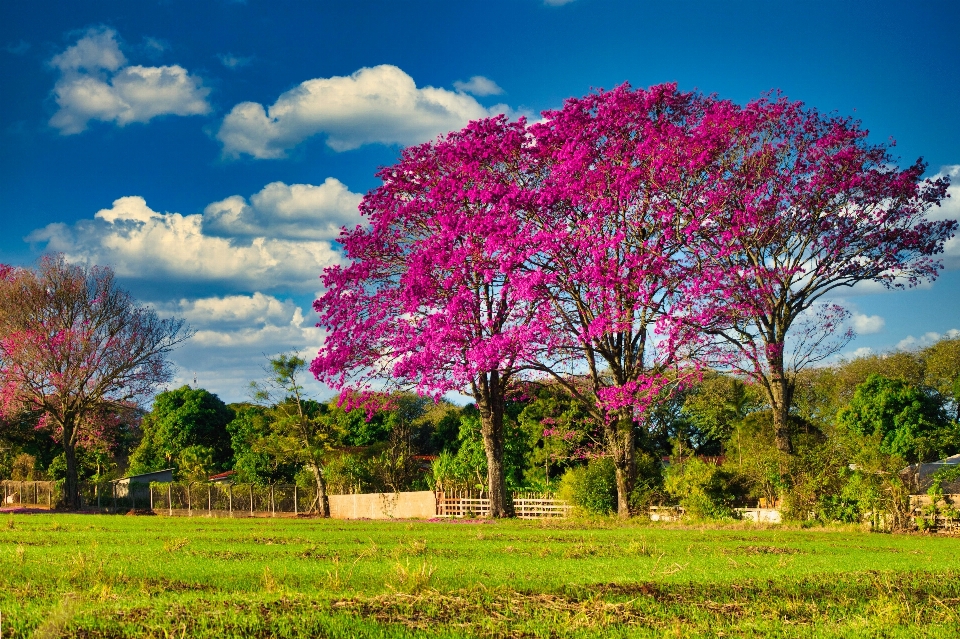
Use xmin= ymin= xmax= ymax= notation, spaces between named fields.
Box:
xmin=903 ymin=454 xmax=960 ymax=493
xmin=114 ymin=469 xmax=173 ymax=499
xmin=208 ymin=470 xmax=236 ymax=484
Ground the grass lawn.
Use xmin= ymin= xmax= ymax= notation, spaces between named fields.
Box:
xmin=2 ymin=512 xmax=959 ymax=638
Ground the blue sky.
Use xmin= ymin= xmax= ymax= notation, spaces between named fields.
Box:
xmin=2 ymin=0 xmax=959 ymax=402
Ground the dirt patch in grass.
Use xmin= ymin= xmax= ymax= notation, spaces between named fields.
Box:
xmin=331 ymin=589 xmax=651 ymax=633
xmin=724 ymin=545 xmax=802 ymax=556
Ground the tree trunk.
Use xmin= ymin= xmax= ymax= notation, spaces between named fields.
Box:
xmin=768 ymin=381 xmax=794 ymax=454
xmin=765 ymin=350 xmax=794 ymax=454
xmin=310 ymin=463 xmax=329 ymax=517
xmin=474 ymin=371 xmax=513 ymax=518
xmin=62 ymin=423 xmax=82 ymax=510
xmin=605 ymin=411 xmax=636 ymax=518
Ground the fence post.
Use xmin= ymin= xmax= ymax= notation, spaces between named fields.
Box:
xmin=48 ymin=483 xmax=52 ymax=508
xmin=294 ymin=485 xmax=298 ymax=516
xmin=187 ymin=483 xmax=192 ymax=516
xmin=250 ymin=484 xmax=254 ymax=516
xmin=150 ymin=484 xmax=154 ymax=511
xmin=228 ymin=484 xmax=233 ymax=516
xmin=270 ymin=484 xmax=275 ymax=517
xmin=112 ymin=482 xmax=117 ymax=512
xmin=168 ymin=483 xmax=172 ymax=516
xmin=19 ymin=481 xmax=23 ymax=505
xmin=208 ymin=484 xmax=212 ymax=515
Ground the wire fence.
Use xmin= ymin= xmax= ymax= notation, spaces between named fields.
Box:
xmin=1 ymin=481 xmax=55 ymax=508
xmin=2 ymin=479 xmax=573 ymax=519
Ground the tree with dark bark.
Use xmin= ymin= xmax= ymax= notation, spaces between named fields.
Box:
xmin=253 ymin=354 xmax=335 ymax=517
xmin=706 ymin=96 xmax=956 ymax=454
xmin=311 ymin=116 xmax=547 ymax=517
xmin=0 ymin=255 xmax=190 ymax=509
xmin=528 ymin=84 xmax=749 ymax=516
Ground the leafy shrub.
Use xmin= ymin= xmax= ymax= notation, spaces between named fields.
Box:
xmin=663 ymin=457 xmax=737 ymax=519
xmin=558 ymin=457 xmax=617 ymax=516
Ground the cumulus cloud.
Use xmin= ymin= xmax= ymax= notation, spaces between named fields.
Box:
xmin=897 ymin=329 xmax=960 ymax=351
xmin=844 ymin=347 xmax=875 ymax=360
xmin=851 ymin=313 xmax=885 ymax=335
xmin=203 ymin=178 xmax=363 ymax=241
xmin=928 ymin=165 xmax=960 ymax=269
xmin=152 ymin=293 xmax=328 ymax=402
xmin=453 ymin=75 xmax=504 ymax=96
xmin=49 ymin=27 xmax=210 ymax=135
xmin=26 ymin=193 xmax=341 ymax=294
xmin=217 ymin=64 xmax=512 ymax=158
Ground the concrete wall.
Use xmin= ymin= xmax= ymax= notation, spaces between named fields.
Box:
xmin=328 ymin=490 xmax=437 ymax=520
xmin=737 ymin=508 xmax=783 ymax=523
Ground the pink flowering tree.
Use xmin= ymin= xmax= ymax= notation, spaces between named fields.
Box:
xmin=0 ymin=255 xmax=191 ymax=509
xmin=311 ymin=116 xmax=548 ymax=517
xmin=527 ymin=84 xmax=753 ymax=516
xmin=705 ymin=95 xmax=956 ymax=453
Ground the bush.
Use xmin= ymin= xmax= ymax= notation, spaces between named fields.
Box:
xmin=558 ymin=457 xmax=617 ymax=516
xmin=663 ymin=457 xmax=737 ymax=519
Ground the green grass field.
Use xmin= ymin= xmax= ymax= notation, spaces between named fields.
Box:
xmin=2 ymin=513 xmax=959 ymax=638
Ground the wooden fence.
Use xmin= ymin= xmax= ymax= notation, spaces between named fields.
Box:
xmin=435 ymin=490 xmax=571 ymax=519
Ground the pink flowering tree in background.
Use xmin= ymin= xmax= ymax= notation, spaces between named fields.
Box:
xmin=705 ymin=96 xmax=956 ymax=453
xmin=0 ymin=255 xmax=191 ymax=509
xmin=527 ymin=84 xmax=755 ymax=516
xmin=311 ymin=116 xmax=548 ymax=517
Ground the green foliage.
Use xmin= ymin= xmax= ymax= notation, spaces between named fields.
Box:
xmin=129 ymin=386 xmax=234 ymax=478
xmin=431 ymin=414 xmax=489 ymax=491
xmin=663 ymin=457 xmax=738 ymax=519
xmin=176 ymin=445 xmax=216 ymax=481
xmin=927 ymin=464 xmax=960 ymax=498
xmin=324 ymin=452 xmax=376 ymax=494
xmin=517 ymin=384 xmax=594 ymax=484
xmin=47 ymin=447 xmax=116 ymax=483
xmin=836 ymin=374 xmax=957 ymax=463
xmin=558 ymin=457 xmax=617 ymax=516
xmin=681 ymin=373 xmax=761 ymax=453
xmin=430 ymin=408 xmax=531 ymax=492
xmin=326 ymin=398 xmax=391 ymax=447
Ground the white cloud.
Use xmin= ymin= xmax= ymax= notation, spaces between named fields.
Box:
xmin=928 ymin=165 xmax=960 ymax=269
xmin=851 ymin=313 xmax=885 ymax=335
xmin=217 ymin=53 xmax=252 ymax=69
xmin=844 ymin=347 xmax=875 ymax=360
xmin=544 ymin=0 xmax=577 ymax=5
xmin=203 ymin=178 xmax=362 ymax=240
xmin=897 ymin=329 xmax=960 ymax=351
xmin=26 ymin=194 xmax=342 ymax=293
xmin=453 ymin=75 xmax=504 ymax=96
xmin=49 ymin=27 xmax=210 ymax=135
xmin=217 ymin=64 xmax=512 ymax=158
xmin=153 ymin=293 xmax=329 ymax=402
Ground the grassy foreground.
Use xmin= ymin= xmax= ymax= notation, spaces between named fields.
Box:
xmin=1 ymin=513 xmax=959 ymax=638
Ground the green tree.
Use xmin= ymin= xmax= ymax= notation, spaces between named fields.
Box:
xmin=226 ymin=404 xmax=298 ymax=485
xmin=922 ymin=337 xmax=960 ymax=421
xmin=251 ymin=355 xmax=339 ymax=517
xmin=129 ymin=386 xmax=234 ymax=478
xmin=836 ymin=374 xmax=958 ymax=463
xmin=681 ymin=373 xmax=761 ymax=455
xmin=663 ymin=457 xmax=738 ymax=519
